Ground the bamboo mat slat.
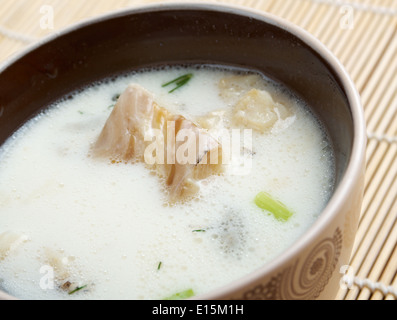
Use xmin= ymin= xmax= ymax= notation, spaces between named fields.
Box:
xmin=0 ymin=0 xmax=396 ymax=300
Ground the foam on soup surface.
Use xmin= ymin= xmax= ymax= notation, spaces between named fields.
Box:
xmin=0 ymin=66 xmax=335 ymax=300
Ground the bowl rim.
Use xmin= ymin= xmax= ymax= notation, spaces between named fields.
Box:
xmin=0 ymin=1 xmax=367 ymax=300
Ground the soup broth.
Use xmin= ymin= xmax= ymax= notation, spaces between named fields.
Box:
xmin=0 ymin=66 xmax=335 ymax=300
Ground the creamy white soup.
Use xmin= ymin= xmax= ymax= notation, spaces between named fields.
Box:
xmin=0 ymin=66 xmax=335 ymax=300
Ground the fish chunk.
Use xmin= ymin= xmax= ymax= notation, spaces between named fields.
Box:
xmin=93 ymin=84 xmax=164 ymax=162
xmin=233 ymin=89 xmax=293 ymax=133
xmin=93 ymin=84 xmax=223 ymax=202
xmin=219 ymin=75 xmax=294 ymax=133
xmin=218 ymin=74 xmax=267 ymax=104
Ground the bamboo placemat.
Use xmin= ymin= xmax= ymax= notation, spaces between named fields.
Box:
xmin=0 ymin=0 xmax=396 ymax=300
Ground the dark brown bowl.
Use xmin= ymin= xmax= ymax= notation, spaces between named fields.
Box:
xmin=0 ymin=2 xmax=366 ymax=300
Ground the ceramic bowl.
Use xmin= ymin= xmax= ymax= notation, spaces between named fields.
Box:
xmin=0 ymin=2 xmax=366 ymax=300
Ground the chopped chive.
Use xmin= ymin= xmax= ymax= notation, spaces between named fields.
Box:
xmin=164 ymin=289 xmax=195 ymax=300
xmin=192 ymin=229 xmax=206 ymax=233
xmin=68 ymin=285 xmax=88 ymax=295
xmin=254 ymin=192 xmax=293 ymax=222
xmin=162 ymin=74 xmax=193 ymax=93
xmin=157 ymin=262 xmax=162 ymax=270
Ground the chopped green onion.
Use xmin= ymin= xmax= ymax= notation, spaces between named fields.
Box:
xmin=164 ymin=289 xmax=195 ymax=300
xmin=162 ymin=74 xmax=193 ymax=93
xmin=254 ymin=192 xmax=293 ymax=222
xmin=68 ymin=285 xmax=88 ymax=295
xmin=192 ymin=229 xmax=206 ymax=233
xmin=158 ymin=262 xmax=162 ymax=270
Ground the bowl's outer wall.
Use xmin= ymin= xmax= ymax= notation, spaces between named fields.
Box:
xmin=0 ymin=7 xmax=358 ymax=300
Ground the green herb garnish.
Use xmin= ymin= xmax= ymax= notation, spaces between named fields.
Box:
xmin=162 ymin=73 xmax=193 ymax=93
xmin=164 ymin=289 xmax=195 ymax=300
xmin=157 ymin=262 xmax=162 ymax=270
xmin=68 ymin=285 xmax=88 ymax=295
xmin=78 ymin=111 xmax=84 ymax=115
xmin=254 ymin=192 xmax=293 ymax=222
xmin=192 ymin=229 xmax=206 ymax=233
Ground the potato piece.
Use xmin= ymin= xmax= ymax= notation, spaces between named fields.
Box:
xmin=232 ymin=89 xmax=292 ymax=133
xmin=0 ymin=231 xmax=28 ymax=261
xmin=93 ymin=84 xmax=223 ymax=202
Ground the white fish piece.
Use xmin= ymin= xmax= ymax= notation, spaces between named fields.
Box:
xmin=218 ymin=74 xmax=268 ymax=104
xmin=232 ymin=89 xmax=293 ymax=133
xmin=93 ymin=84 xmax=223 ymax=202
xmin=218 ymin=75 xmax=294 ymax=133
